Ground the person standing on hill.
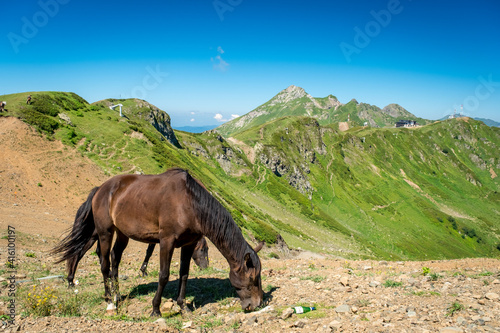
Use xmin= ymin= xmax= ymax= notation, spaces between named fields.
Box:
xmin=0 ymin=101 xmax=6 ymax=112
xmin=26 ymin=95 xmax=32 ymax=105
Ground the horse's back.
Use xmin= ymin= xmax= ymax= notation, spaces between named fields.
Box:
xmin=93 ymin=169 xmax=198 ymax=244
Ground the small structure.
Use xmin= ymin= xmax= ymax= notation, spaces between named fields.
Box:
xmin=110 ymin=104 xmax=124 ymax=117
xmin=395 ymin=120 xmax=418 ymax=128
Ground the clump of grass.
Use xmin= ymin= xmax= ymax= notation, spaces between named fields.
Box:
xmin=422 ymin=267 xmax=430 ymax=276
xmin=446 ymin=301 xmax=464 ymax=317
xmin=25 ymin=252 xmax=36 ymax=258
xmin=268 ymin=252 xmax=279 ymax=259
xmin=383 ymin=279 xmax=403 ymax=288
xmin=300 ymin=275 xmax=325 ymax=283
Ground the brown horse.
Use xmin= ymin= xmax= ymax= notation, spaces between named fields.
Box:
xmin=64 ymin=235 xmax=209 ymax=287
xmin=52 ymin=168 xmax=263 ymax=316
xmin=139 ymin=236 xmax=209 ymax=276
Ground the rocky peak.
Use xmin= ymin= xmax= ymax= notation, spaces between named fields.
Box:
xmin=269 ymin=85 xmax=308 ymax=105
xmin=382 ymin=103 xmax=411 ymax=118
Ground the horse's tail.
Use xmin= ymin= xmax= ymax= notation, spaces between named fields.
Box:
xmin=51 ymin=186 xmax=100 ymax=264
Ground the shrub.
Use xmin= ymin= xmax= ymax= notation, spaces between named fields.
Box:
xmin=19 ymin=108 xmax=59 ymax=134
xmin=31 ymin=94 xmax=59 ymax=116
xmin=23 ymin=285 xmax=58 ymax=316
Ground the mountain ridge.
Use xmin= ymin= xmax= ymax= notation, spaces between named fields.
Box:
xmin=216 ymin=85 xmax=429 ymax=137
xmin=1 ymin=90 xmax=499 ymax=260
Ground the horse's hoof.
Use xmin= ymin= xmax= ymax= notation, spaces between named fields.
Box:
xmin=106 ymin=303 xmax=117 ymax=316
xmin=181 ymin=306 xmax=192 ymax=314
xmin=150 ymin=310 xmax=162 ymax=317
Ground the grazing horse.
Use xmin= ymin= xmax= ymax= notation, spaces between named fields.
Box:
xmin=140 ymin=236 xmax=209 ymax=276
xmin=64 ymin=236 xmax=209 ymax=287
xmin=52 ymin=168 xmax=264 ymax=316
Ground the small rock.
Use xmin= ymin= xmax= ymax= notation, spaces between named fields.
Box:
xmin=244 ymin=315 xmax=258 ymax=326
xmin=160 ymin=301 xmax=175 ymax=312
xmin=492 ymin=279 xmax=500 ymax=284
xmin=281 ymin=308 xmax=294 ymax=319
xmin=456 ymin=316 xmax=467 ymax=325
xmin=181 ymin=321 xmax=192 ymax=329
xmin=369 ymin=281 xmax=381 ymax=288
xmin=407 ymin=311 xmax=417 ymax=317
xmin=292 ymin=320 xmax=306 ymax=328
xmin=476 ymin=318 xmax=485 ymax=326
xmin=363 ymin=266 xmax=372 ymax=270
xmin=154 ymin=318 xmax=167 ymax=329
xmin=340 ymin=276 xmax=349 ymax=286
xmin=328 ymin=320 xmax=342 ymax=329
xmin=485 ymin=292 xmax=499 ymax=301
xmin=335 ymin=304 xmax=350 ymax=313
xmin=440 ymin=327 xmax=463 ymax=333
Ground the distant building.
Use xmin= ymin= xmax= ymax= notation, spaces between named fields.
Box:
xmin=395 ymin=120 xmax=418 ymax=128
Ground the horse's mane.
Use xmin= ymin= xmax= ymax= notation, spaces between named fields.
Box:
xmin=172 ymin=168 xmax=248 ymax=262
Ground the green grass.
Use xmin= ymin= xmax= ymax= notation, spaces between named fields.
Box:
xmin=1 ymin=91 xmax=500 ymax=261
xmin=300 ymin=275 xmax=326 ymax=283
xmin=446 ymin=301 xmax=464 ymax=317
xmin=383 ymin=280 xmax=403 ymax=288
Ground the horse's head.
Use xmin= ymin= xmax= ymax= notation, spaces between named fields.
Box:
xmin=192 ymin=237 xmax=209 ymax=269
xmin=229 ymin=241 xmax=264 ymax=311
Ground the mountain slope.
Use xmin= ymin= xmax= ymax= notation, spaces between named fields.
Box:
xmin=216 ymin=85 xmax=430 ymax=137
xmin=1 ymin=91 xmax=499 ymax=260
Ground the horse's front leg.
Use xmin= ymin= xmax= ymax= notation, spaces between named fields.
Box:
xmin=151 ymin=237 xmax=175 ymax=317
xmin=177 ymin=243 xmax=196 ymax=311
xmin=140 ymin=243 xmax=156 ymax=276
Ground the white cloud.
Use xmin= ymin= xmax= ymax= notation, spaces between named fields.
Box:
xmin=190 ymin=118 xmax=195 ymax=122
xmin=211 ymin=46 xmax=229 ymax=72
xmin=190 ymin=111 xmax=196 ymax=115
xmin=212 ymin=55 xmax=229 ymax=72
xmin=214 ymin=113 xmax=239 ymax=122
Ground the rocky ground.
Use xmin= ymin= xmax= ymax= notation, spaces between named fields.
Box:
xmin=0 ymin=118 xmax=499 ymax=332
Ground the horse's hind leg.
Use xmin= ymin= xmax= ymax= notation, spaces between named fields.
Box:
xmin=176 ymin=243 xmax=196 ymax=311
xmin=110 ymin=230 xmax=129 ymax=303
xmin=151 ymin=237 xmax=175 ymax=317
xmin=140 ymin=243 xmax=156 ymax=276
xmin=98 ymin=229 xmax=114 ymax=306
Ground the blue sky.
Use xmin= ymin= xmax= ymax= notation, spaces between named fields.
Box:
xmin=3 ymin=0 xmax=500 ymax=127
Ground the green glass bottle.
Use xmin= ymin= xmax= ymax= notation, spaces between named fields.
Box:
xmin=293 ymin=306 xmax=315 ymax=314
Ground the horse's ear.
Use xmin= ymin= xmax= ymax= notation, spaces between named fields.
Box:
xmin=254 ymin=241 xmax=264 ymax=253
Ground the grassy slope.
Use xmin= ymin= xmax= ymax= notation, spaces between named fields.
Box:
xmin=1 ymin=91 xmax=499 ymax=260
xmin=233 ymin=116 xmax=500 ymax=260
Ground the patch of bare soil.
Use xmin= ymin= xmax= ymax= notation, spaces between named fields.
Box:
xmin=1 ymin=117 xmax=499 ymax=332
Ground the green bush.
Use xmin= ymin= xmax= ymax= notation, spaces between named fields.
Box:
xmin=19 ymin=109 xmax=59 ymax=134
xmin=31 ymin=94 xmax=59 ymax=116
